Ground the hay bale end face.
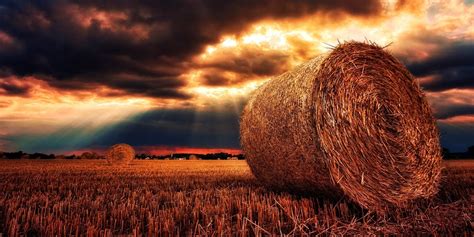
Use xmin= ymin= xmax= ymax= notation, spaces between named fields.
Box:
xmin=240 ymin=42 xmax=442 ymax=211
xmin=106 ymin=143 xmax=135 ymax=165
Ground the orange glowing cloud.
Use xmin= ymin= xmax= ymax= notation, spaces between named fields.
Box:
xmin=183 ymin=0 xmax=473 ymax=108
xmin=67 ymin=4 xmax=151 ymax=40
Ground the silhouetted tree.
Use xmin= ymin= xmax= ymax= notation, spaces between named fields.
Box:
xmin=5 ymin=151 xmax=24 ymax=159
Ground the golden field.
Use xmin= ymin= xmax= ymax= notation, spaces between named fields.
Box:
xmin=0 ymin=159 xmax=472 ymax=236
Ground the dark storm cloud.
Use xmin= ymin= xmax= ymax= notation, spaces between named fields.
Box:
xmin=0 ymin=0 xmax=382 ymax=98
xmin=434 ymin=104 xmax=474 ymax=120
xmin=105 ymin=75 xmax=190 ymax=98
xmin=200 ymin=50 xmax=290 ymax=86
xmin=0 ymin=82 xmax=30 ymax=95
xmin=46 ymin=73 xmax=192 ymax=99
xmin=204 ymin=50 xmax=290 ymax=76
xmin=403 ymin=41 xmax=474 ymax=121
xmin=407 ymin=42 xmax=474 ymax=92
xmin=201 ymin=73 xmax=233 ymax=86
xmin=0 ymin=77 xmax=31 ymax=96
xmin=420 ymin=67 xmax=474 ymax=92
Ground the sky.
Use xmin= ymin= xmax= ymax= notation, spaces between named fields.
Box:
xmin=0 ymin=0 xmax=473 ymax=154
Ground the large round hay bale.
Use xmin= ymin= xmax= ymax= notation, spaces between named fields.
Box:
xmin=240 ymin=42 xmax=442 ymax=211
xmin=106 ymin=143 xmax=135 ymax=165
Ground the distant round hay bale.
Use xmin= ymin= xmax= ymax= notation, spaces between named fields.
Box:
xmin=240 ymin=42 xmax=442 ymax=211
xmin=106 ymin=143 xmax=135 ymax=165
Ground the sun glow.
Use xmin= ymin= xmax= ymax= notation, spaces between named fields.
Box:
xmin=191 ymin=80 xmax=265 ymax=99
xmin=192 ymin=0 xmax=474 ymax=105
xmin=188 ymin=5 xmax=428 ymax=105
xmin=0 ymin=77 xmax=154 ymax=139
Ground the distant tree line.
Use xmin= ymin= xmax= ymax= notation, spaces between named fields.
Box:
xmin=0 ymin=151 xmax=245 ymax=160
xmin=0 ymin=151 xmax=104 ymax=160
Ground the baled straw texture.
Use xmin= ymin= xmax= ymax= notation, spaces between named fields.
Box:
xmin=106 ymin=143 xmax=135 ymax=165
xmin=240 ymin=42 xmax=442 ymax=211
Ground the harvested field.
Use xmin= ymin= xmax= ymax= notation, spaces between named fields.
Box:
xmin=0 ymin=159 xmax=472 ymax=235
